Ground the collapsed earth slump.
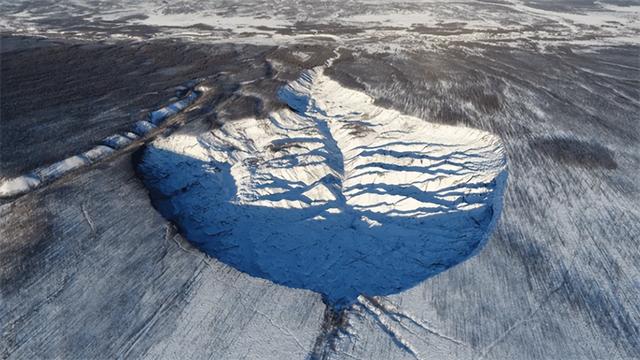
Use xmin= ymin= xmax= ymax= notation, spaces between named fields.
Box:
xmin=1 ymin=34 xmax=639 ymax=360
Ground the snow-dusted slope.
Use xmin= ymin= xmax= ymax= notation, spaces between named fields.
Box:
xmin=138 ymin=67 xmax=507 ymax=308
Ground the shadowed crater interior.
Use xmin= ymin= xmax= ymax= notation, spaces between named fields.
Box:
xmin=136 ymin=68 xmax=508 ymax=309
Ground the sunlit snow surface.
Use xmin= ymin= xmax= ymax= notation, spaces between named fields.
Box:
xmin=138 ymin=68 xmax=507 ymax=307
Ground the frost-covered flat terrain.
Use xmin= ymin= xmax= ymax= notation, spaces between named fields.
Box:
xmin=1 ymin=1 xmax=639 ymax=359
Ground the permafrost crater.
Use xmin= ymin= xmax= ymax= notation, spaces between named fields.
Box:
xmin=138 ymin=67 xmax=508 ymax=309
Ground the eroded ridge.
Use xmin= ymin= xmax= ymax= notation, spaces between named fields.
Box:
xmin=138 ymin=67 xmax=507 ymax=308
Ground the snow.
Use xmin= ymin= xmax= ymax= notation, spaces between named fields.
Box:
xmin=505 ymin=0 xmax=640 ymax=30
xmin=0 ymin=174 xmax=41 ymax=198
xmin=123 ymin=131 xmax=140 ymax=140
xmin=1 ymin=2 xmax=638 ymax=358
xmin=138 ymin=65 xmax=507 ymax=308
xmin=140 ymin=13 xmax=289 ymax=30
xmin=2 ymin=0 xmax=637 ymax=49
xmin=131 ymin=120 xmax=157 ymax=136
xmin=0 ymin=153 xmax=327 ymax=360
xmin=102 ymin=134 xmax=134 ymax=149
xmin=34 ymin=155 xmax=90 ymax=182
xmin=149 ymin=91 xmax=199 ymax=125
xmin=0 ymin=145 xmax=116 ymax=199
xmin=81 ymin=145 xmax=116 ymax=163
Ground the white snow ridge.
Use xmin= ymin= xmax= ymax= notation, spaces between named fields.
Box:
xmin=138 ymin=67 xmax=508 ymax=308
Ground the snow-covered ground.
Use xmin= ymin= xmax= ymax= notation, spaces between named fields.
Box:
xmin=1 ymin=1 xmax=639 ymax=359
xmin=1 ymin=0 xmax=638 ymax=49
